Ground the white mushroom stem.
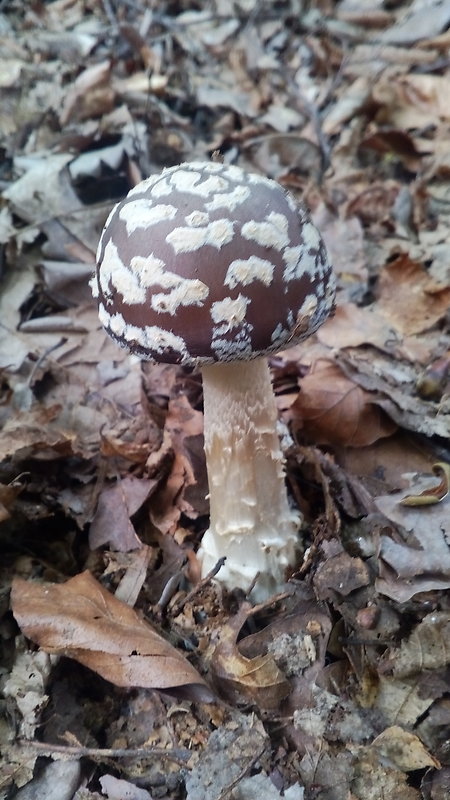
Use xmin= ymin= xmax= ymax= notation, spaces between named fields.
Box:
xmin=198 ymin=358 xmax=301 ymax=600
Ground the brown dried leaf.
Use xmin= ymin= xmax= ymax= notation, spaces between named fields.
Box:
xmin=380 ymin=612 xmax=450 ymax=679
xmin=11 ymin=571 xmax=213 ymax=702
xmin=378 ymin=74 xmax=450 ymax=127
xmin=351 ymin=747 xmax=421 ymax=800
xmin=377 ymin=254 xmax=450 ymax=335
xmin=210 ymin=603 xmax=290 ymax=709
xmin=89 ymin=476 xmax=158 ymax=551
xmin=371 ymin=726 xmax=440 ymax=771
xmin=0 ymin=405 xmax=76 ymax=461
xmin=291 ymin=360 xmax=397 ymax=447
xmin=317 ymin=303 xmax=396 ymax=351
xmin=375 ymin=675 xmax=435 ymax=728
xmin=314 ymin=552 xmax=370 ymax=602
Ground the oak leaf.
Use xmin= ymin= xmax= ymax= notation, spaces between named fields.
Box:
xmin=291 ymin=360 xmax=397 ymax=447
xmin=11 ymin=571 xmax=213 ymax=702
xmin=210 ymin=603 xmax=290 ymax=709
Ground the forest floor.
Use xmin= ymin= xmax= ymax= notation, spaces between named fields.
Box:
xmin=1 ymin=1 xmax=450 ymax=798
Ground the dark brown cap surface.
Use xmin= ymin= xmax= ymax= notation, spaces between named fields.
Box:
xmin=93 ymin=161 xmax=335 ymax=365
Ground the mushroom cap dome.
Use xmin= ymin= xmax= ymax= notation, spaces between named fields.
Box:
xmin=93 ymin=161 xmax=336 ymax=366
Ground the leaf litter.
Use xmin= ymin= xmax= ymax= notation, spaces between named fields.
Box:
xmin=1 ymin=0 xmax=450 ymax=798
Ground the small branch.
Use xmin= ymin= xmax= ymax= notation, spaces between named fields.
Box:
xmin=215 ymin=744 xmax=267 ymax=800
xmin=18 ymin=740 xmax=191 ymax=766
xmin=170 ymin=557 xmax=226 ymax=616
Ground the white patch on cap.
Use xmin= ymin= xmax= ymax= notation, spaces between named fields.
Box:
xmin=210 ymin=294 xmax=250 ymax=331
xmin=271 ymin=322 xmax=289 ymax=344
xmin=142 ymin=326 xmax=188 ymax=357
xmin=89 ymin=275 xmax=99 ymax=298
xmin=108 ymin=311 xmax=127 ymax=337
xmin=130 ymin=254 xmax=167 ymax=288
xmin=283 ymin=246 xmax=304 ymax=281
xmin=98 ymin=302 xmax=111 ymax=327
xmin=205 ymin=185 xmax=250 ymax=212
xmin=185 ymin=210 xmax=210 ymax=227
xmin=98 ymin=204 xmax=120 ymax=261
xmin=166 ymin=218 xmax=234 ymax=253
xmin=150 ymin=178 xmax=172 ymax=198
xmin=225 ymin=256 xmax=274 ymax=289
xmin=220 ymin=163 xmax=249 ymax=182
xmin=248 ymin=173 xmax=278 ymax=191
xmin=169 ymin=170 xmax=202 ymax=193
xmin=129 ymin=255 xmax=209 ymax=312
xmin=300 ymin=294 xmax=318 ymax=315
xmin=151 ymin=280 xmax=209 ymax=315
xmin=211 ymin=335 xmax=253 ymax=360
xmin=127 ymin=173 xmax=162 ymax=198
xmin=99 ymin=240 xmax=146 ymax=305
xmin=119 ymin=201 xmax=177 ymax=234
xmin=283 ymin=243 xmax=320 ymax=282
xmin=286 ymin=193 xmax=298 ymax=213
xmin=242 ymin=212 xmax=289 ymax=250
xmin=302 ymin=222 xmax=321 ymax=252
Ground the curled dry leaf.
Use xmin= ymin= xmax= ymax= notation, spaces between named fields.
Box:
xmin=11 ymin=571 xmax=213 ymax=702
xmin=291 ymin=359 xmax=397 ymax=447
xmin=371 ymin=725 xmax=440 ymax=771
xmin=210 ymin=603 xmax=290 ymax=709
xmin=376 ymin=254 xmax=450 ymax=336
xmin=400 ymin=462 xmax=450 ymax=506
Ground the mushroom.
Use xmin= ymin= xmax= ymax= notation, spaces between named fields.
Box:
xmin=92 ymin=161 xmax=336 ymax=600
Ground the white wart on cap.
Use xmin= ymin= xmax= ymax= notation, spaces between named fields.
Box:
xmin=93 ymin=161 xmax=336 ymax=365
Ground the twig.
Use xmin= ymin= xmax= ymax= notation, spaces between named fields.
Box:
xmin=214 ymin=744 xmax=267 ymax=800
xmin=170 ymin=557 xmax=226 ymax=616
xmin=18 ymin=740 xmax=191 ymax=766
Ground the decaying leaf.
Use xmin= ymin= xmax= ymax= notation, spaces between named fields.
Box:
xmin=375 ymin=482 xmax=450 ymax=601
xmin=89 ymin=475 xmax=158 ymax=551
xmin=375 ymin=675 xmax=436 ymax=730
xmin=371 ymin=725 xmax=440 ymax=771
xmin=210 ymin=603 xmax=290 ymax=709
xmin=291 ymin=359 xmax=397 ymax=447
xmin=400 ymin=462 xmax=450 ymax=506
xmin=11 ymin=571 xmax=213 ymax=702
xmin=380 ymin=612 xmax=450 ymax=679
xmin=376 ymin=254 xmax=450 ymax=336
xmin=317 ymin=303 xmax=396 ymax=352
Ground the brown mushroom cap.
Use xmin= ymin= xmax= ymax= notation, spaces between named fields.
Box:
xmin=93 ymin=161 xmax=335 ymax=366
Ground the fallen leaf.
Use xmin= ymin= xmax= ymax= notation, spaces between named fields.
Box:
xmin=89 ymin=475 xmax=158 ymax=551
xmin=371 ymin=725 xmax=439 ymax=771
xmin=380 ymin=612 xmax=450 ymax=679
xmin=291 ymin=359 xmax=397 ymax=447
xmin=376 ymin=254 xmax=450 ymax=336
xmin=312 ymin=209 xmax=368 ymax=286
xmin=375 ymin=675 xmax=436 ymax=729
xmin=400 ymin=462 xmax=450 ymax=506
xmin=317 ymin=303 xmax=396 ymax=351
xmin=11 ymin=571 xmax=213 ymax=702
xmin=374 ymin=74 xmax=450 ymax=128
xmin=210 ymin=603 xmax=290 ymax=709
xmin=380 ymin=1 xmax=450 ymax=44
xmin=314 ymin=551 xmax=370 ymax=602
xmin=375 ymin=482 xmax=450 ymax=601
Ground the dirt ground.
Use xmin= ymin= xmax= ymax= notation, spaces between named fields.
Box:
xmin=1 ymin=1 xmax=450 ymax=798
